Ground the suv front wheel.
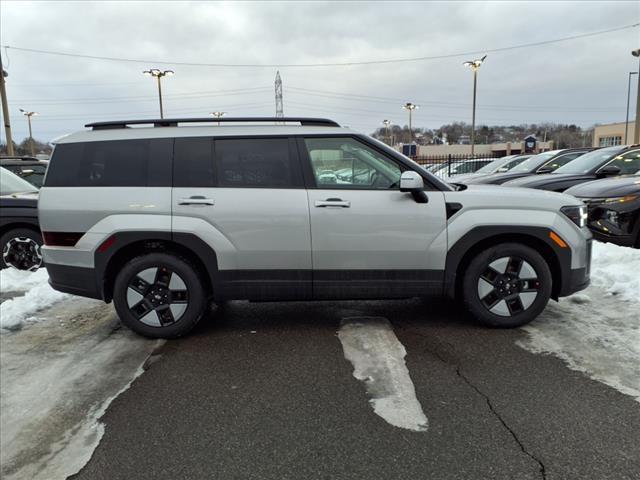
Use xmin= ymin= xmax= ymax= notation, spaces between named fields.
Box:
xmin=113 ymin=253 xmax=207 ymax=338
xmin=462 ymin=243 xmax=552 ymax=328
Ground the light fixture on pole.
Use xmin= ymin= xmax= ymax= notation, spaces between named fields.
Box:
xmin=210 ymin=111 xmax=226 ymax=126
xmin=402 ymin=103 xmax=418 ymax=144
xmin=463 ymin=54 xmax=487 ymax=156
xmin=625 ymin=71 xmax=638 ymax=144
xmin=632 ymin=49 xmax=640 ymax=144
xmin=19 ymin=108 xmax=38 ymax=156
xmin=382 ymin=119 xmax=391 ymax=145
xmin=142 ymin=69 xmax=174 ymax=119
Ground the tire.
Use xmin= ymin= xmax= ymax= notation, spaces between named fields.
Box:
xmin=113 ymin=252 xmax=207 ymax=339
xmin=462 ymin=243 xmax=552 ymax=328
xmin=0 ymin=228 xmax=43 ymax=271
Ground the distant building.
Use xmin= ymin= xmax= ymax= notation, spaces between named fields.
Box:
xmin=405 ymin=140 xmax=554 ymax=157
xmin=593 ymin=121 xmax=636 ymax=147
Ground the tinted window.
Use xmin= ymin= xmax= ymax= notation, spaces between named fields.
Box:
xmin=304 ymin=137 xmax=401 ymax=189
xmin=605 ymin=149 xmax=640 ymax=174
xmin=5 ymin=164 xmax=47 ymax=188
xmin=541 ymin=152 xmax=584 ymax=172
xmin=215 ymin=138 xmax=301 ymax=188
xmin=0 ymin=167 xmax=38 ymax=194
xmin=46 ymin=139 xmax=172 ymax=187
xmin=173 ymin=137 xmax=215 ymax=187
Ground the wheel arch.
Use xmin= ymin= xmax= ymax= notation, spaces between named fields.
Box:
xmin=445 ymin=226 xmax=569 ymax=301
xmin=0 ymin=221 xmax=41 ymax=239
xmin=97 ymin=232 xmax=218 ymax=302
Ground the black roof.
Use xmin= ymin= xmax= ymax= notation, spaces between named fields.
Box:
xmin=85 ymin=117 xmax=340 ymax=130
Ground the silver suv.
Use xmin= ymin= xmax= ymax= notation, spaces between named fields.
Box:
xmin=39 ymin=118 xmax=592 ymax=338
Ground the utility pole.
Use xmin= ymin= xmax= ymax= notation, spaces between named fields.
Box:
xmin=275 ymin=71 xmax=284 ymax=119
xmin=19 ymin=109 xmax=38 ymax=156
xmin=0 ymin=52 xmax=14 ymax=155
xmin=625 ymin=71 xmax=638 ymax=144
xmin=632 ymin=49 xmax=640 ymax=144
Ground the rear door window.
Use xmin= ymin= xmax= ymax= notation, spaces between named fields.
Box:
xmin=173 ymin=137 xmax=215 ymax=187
xmin=214 ymin=138 xmax=302 ymax=188
xmin=45 ymin=139 xmax=172 ymax=187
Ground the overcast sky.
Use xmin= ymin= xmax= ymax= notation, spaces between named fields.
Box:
xmin=1 ymin=0 xmax=639 ymax=143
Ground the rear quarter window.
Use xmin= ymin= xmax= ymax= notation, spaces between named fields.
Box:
xmin=45 ymin=139 xmax=172 ymax=187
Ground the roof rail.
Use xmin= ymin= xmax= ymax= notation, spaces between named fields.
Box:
xmin=85 ymin=117 xmax=340 ymax=130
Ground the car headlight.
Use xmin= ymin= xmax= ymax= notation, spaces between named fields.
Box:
xmin=561 ymin=205 xmax=588 ymax=228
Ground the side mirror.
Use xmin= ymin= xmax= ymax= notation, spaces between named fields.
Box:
xmin=597 ymin=164 xmax=621 ymax=177
xmin=537 ymin=167 xmax=553 ymax=174
xmin=399 ymin=171 xmax=424 ymax=192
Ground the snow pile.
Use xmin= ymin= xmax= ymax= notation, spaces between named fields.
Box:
xmin=0 ymin=269 xmax=70 ymax=331
xmin=519 ymin=242 xmax=640 ymax=403
xmin=589 ymin=242 xmax=640 ymax=302
xmin=338 ymin=317 xmax=428 ymax=432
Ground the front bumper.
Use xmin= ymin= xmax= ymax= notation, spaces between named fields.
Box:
xmin=46 ymin=263 xmax=103 ymax=300
xmin=558 ymin=238 xmax=591 ymax=297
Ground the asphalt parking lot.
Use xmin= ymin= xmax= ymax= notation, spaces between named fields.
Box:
xmin=71 ymin=298 xmax=640 ymax=480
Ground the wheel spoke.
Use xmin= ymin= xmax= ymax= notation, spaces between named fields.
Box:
xmin=170 ymin=289 xmax=188 ymax=303
xmin=506 ymin=296 xmax=524 ymax=315
xmin=129 ymin=276 xmax=151 ymax=295
xmin=130 ymin=299 xmax=152 ymax=319
xmin=157 ymin=306 xmax=175 ymax=325
xmin=505 ymin=257 xmax=523 ymax=276
xmin=154 ymin=267 xmax=172 ymax=287
xmin=480 ymin=266 xmax=500 ymax=285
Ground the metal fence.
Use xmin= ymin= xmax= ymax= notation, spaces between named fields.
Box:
xmin=410 ymin=153 xmax=500 ymax=179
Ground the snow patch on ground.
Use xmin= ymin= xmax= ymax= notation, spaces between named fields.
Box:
xmin=0 ymin=299 xmax=160 ymax=480
xmin=589 ymin=242 xmax=640 ymax=302
xmin=0 ymin=269 xmax=71 ymax=330
xmin=338 ymin=316 xmax=428 ymax=432
xmin=519 ymin=243 xmax=640 ymax=403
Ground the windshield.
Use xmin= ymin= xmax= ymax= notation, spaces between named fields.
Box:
xmin=554 ymin=146 xmax=627 ymax=174
xmin=509 ymin=151 xmax=558 ymax=173
xmin=0 ymin=166 xmax=38 ymax=195
xmin=475 ymin=156 xmax=513 ymax=174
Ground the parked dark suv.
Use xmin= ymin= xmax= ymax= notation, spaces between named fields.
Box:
xmin=0 ymin=156 xmax=48 ymax=188
xmin=0 ymin=167 xmax=42 ymax=270
xmin=565 ymin=176 xmax=640 ymax=248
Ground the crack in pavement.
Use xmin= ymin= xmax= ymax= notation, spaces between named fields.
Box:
xmin=455 ymin=367 xmax=547 ymax=480
xmin=399 ymin=325 xmax=547 ymax=480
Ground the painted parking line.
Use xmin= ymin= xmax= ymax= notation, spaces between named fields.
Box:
xmin=338 ymin=316 xmax=428 ymax=432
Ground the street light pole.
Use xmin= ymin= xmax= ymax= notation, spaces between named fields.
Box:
xmin=210 ymin=111 xmax=226 ymax=126
xmin=625 ymin=71 xmax=638 ymax=144
xmin=382 ymin=119 xmax=391 ymax=145
xmin=402 ymin=103 xmax=418 ymax=144
xmin=143 ymin=69 xmax=174 ymax=119
xmin=0 ymin=52 xmax=14 ymax=155
xmin=632 ymin=49 xmax=640 ymax=144
xmin=463 ymin=55 xmax=487 ymax=157
xmin=19 ymin=109 xmax=38 ymax=156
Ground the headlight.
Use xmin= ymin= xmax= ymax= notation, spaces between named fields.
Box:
xmin=561 ymin=205 xmax=588 ymax=228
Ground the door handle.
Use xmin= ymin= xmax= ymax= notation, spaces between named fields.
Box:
xmin=178 ymin=196 xmax=215 ymax=206
xmin=315 ymin=198 xmax=350 ymax=208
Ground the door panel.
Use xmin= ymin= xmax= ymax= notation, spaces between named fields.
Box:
xmin=301 ymin=136 xmax=448 ymax=299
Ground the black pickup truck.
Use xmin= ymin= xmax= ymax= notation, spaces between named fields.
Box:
xmin=0 ymin=167 xmax=42 ymax=270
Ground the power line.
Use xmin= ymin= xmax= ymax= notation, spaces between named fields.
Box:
xmin=2 ymin=23 xmax=637 ymax=68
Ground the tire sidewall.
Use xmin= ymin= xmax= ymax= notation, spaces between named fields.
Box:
xmin=463 ymin=243 xmax=552 ymax=328
xmin=113 ymin=253 xmax=207 ymax=339
xmin=0 ymin=228 xmax=43 ymax=270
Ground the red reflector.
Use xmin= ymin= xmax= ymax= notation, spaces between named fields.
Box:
xmin=42 ymin=232 xmax=84 ymax=247
xmin=97 ymin=235 xmax=117 ymax=253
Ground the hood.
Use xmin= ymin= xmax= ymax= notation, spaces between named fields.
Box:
xmin=444 ymin=172 xmax=493 ymax=183
xmin=564 ymin=176 xmax=640 ymax=198
xmin=0 ymin=191 xmax=39 ymax=208
xmin=443 ymin=183 xmax=581 ymax=213
xmin=464 ymin=171 xmax=532 ymax=185
xmin=502 ymin=173 xmax=594 ymax=189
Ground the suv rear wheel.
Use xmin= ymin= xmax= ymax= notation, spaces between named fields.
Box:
xmin=462 ymin=243 xmax=552 ymax=328
xmin=113 ymin=253 xmax=207 ymax=338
